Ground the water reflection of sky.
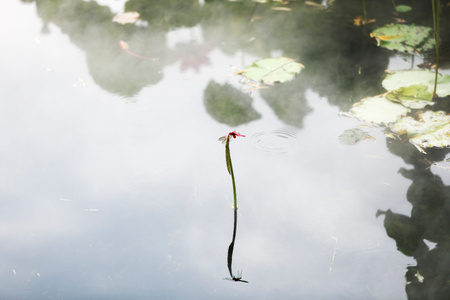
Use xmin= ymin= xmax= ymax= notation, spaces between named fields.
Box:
xmin=2 ymin=1 xmax=449 ymax=299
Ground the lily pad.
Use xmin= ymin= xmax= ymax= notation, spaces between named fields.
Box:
xmin=382 ymin=70 xmax=450 ymax=98
xmin=385 ymin=84 xmax=434 ymax=109
xmin=338 ymin=128 xmax=369 ymax=145
xmin=351 ymin=96 xmax=410 ymax=125
xmin=396 ymin=5 xmax=412 ymax=13
xmin=391 ymin=111 xmax=450 ymax=148
xmin=371 ymin=24 xmax=434 ymax=53
xmin=241 ymin=57 xmax=304 ymax=84
xmin=435 ymin=75 xmax=450 ymax=97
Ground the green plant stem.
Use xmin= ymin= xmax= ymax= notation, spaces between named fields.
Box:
xmin=391 ymin=0 xmax=397 ymax=10
xmin=225 ymin=137 xmax=238 ymax=210
xmin=362 ymin=0 xmax=367 ymax=22
xmin=432 ymin=0 xmax=440 ymax=99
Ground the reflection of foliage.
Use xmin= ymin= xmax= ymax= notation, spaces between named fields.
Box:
xmin=203 ymin=81 xmax=261 ymax=126
xmin=169 ymin=42 xmax=212 ymax=73
xmin=125 ymin=0 xmax=203 ymax=30
xmin=376 ymin=209 xmax=428 ymax=257
xmin=28 ymin=0 xmax=450 ymax=112
xmin=34 ymin=0 xmax=167 ymax=96
xmin=87 ymin=53 xmax=163 ymax=97
xmin=32 ymin=0 xmax=394 ymax=106
xmin=259 ymin=78 xmax=311 ymax=128
xmin=383 ymin=138 xmax=450 ymax=299
xmin=377 ymin=168 xmax=450 ymax=299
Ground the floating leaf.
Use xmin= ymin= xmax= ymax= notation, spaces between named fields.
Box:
xmin=112 ymin=12 xmax=140 ymax=24
xmin=371 ymin=24 xmax=434 ymax=53
xmin=351 ymin=96 xmax=410 ymax=125
xmin=240 ymin=57 xmax=304 ymax=84
xmin=383 ymin=70 xmax=435 ymax=90
xmin=391 ymin=111 xmax=450 ymax=148
xmin=305 ymin=1 xmax=324 ymax=9
xmin=271 ymin=7 xmax=292 ymax=11
xmin=353 ymin=16 xmax=376 ymax=26
xmin=435 ymin=75 xmax=450 ymax=97
xmin=396 ymin=5 xmax=412 ymax=13
xmin=382 ymin=70 xmax=450 ymax=98
xmin=339 ymin=128 xmax=370 ymax=145
xmin=385 ymin=84 xmax=434 ymax=109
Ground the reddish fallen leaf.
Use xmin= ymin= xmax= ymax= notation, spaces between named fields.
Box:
xmin=112 ymin=12 xmax=140 ymax=24
xmin=119 ymin=40 xmax=153 ymax=60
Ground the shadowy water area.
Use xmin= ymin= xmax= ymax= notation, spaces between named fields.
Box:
xmin=1 ymin=0 xmax=449 ymax=299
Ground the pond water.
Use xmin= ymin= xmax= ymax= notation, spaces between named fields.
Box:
xmin=1 ymin=1 xmax=449 ymax=299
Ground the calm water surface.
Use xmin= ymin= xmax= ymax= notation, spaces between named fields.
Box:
xmin=1 ymin=1 xmax=449 ymax=299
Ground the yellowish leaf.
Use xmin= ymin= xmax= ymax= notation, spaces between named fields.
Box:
xmin=112 ymin=12 xmax=140 ymax=25
xmin=370 ymin=33 xmax=404 ymax=41
xmin=353 ymin=16 xmax=363 ymax=26
xmin=271 ymin=7 xmax=292 ymax=11
xmin=305 ymin=1 xmax=323 ymax=9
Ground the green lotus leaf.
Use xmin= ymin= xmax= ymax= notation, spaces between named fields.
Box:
xmin=385 ymin=84 xmax=434 ymax=109
xmin=351 ymin=96 xmax=410 ymax=125
xmin=338 ymin=128 xmax=369 ymax=145
xmin=382 ymin=70 xmax=450 ymax=98
xmin=396 ymin=5 xmax=412 ymax=13
xmin=435 ymin=75 xmax=450 ymax=97
xmin=371 ymin=24 xmax=434 ymax=53
xmin=241 ymin=57 xmax=304 ymax=84
xmin=391 ymin=111 xmax=450 ymax=148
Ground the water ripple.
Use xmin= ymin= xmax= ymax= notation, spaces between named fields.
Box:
xmin=251 ymin=130 xmax=298 ymax=154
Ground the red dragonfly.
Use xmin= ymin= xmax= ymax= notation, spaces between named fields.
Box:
xmin=218 ymin=131 xmax=246 ymax=143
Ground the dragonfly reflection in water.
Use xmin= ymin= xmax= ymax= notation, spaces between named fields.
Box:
xmin=223 ymin=270 xmax=249 ymax=283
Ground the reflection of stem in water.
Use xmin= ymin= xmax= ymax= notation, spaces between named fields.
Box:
xmin=329 ymin=237 xmax=338 ymax=273
xmin=227 ymin=209 xmax=238 ymax=278
xmin=390 ymin=0 xmax=397 ymax=10
xmin=247 ymin=3 xmax=259 ymax=22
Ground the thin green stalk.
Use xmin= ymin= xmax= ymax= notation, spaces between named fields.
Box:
xmin=432 ymin=0 xmax=440 ymax=99
xmin=391 ymin=0 xmax=397 ymax=10
xmin=362 ymin=0 xmax=367 ymax=23
xmin=225 ymin=136 xmax=238 ymax=210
